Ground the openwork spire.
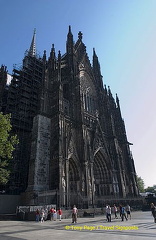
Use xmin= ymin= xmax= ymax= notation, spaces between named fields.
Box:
xmin=28 ymin=28 xmax=36 ymax=57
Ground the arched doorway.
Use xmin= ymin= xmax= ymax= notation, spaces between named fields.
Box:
xmin=69 ymin=158 xmax=79 ymax=192
xmin=69 ymin=158 xmax=81 ymax=207
xmin=93 ymin=149 xmax=112 ymax=197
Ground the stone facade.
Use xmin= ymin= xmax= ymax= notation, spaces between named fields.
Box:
xmin=0 ymin=27 xmax=139 ymax=207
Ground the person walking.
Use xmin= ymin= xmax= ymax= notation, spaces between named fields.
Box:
xmin=40 ymin=209 xmax=45 ymax=223
xmin=105 ymin=205 xmax=108 ymax=221
xmin=72 ymin=205 xmax=78 ymax=223
xmin=44 ymin=207 xmax=48 ymax=221
xmin=58 ymin=208 xmax=62 ymax=221
xmin=121 ymin=206 xmax=128 ymax=221
xmin=106 ymin=205 xmax=111 ymax=222
xmin=119 ymin=204 xmax=122 ymax=218
xmin=53 ymin=207 xmax=57 ymax=221
xmin=113 ymin=204 xmax=118 ymax=219
xmin=150 ymin=203 xmax=156 ymax=223
xmin=49 ymin=207 xmax=54 ymax=221
xmin=35 ymin=208 xmax=40 ymax=222
xmin=126 ymin=204 xmax=131 ymax=220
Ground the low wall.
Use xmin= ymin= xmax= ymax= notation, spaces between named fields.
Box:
xmin=17 ymin=207 xmax=104 ymax=221
xmin=0 ymin=195 xmax=20 ymax=214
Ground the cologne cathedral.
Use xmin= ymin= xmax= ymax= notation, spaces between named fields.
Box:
xmin=0 ymin=27 xmax=139 ymax=207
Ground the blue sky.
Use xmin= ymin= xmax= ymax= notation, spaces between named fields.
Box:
xmin=1 ymin=0 xmax=156 ymax=188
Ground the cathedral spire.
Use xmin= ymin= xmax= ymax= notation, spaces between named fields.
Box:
xmin=66 ymin=26 xmax=74 ymax=68
xmin=48 ymin=44 xmax=56 ymax=70
xmin=116 ymin=93 xmax=122 ymax=115
xmin=93 ymin=48 xmax=101 ymax=71
xmin=28 ymin=28 xmax=36 ymax=57
xmin=66 ymin=25 xmax=73 ymax=54
xmin=43 ymin=50 xmax=46 ymax=62
xmin=93 ymin=48 xmax=103 ymax=89
xmin=78 ymin=31 xmax=83 ymax=41
xmin=68 ymin=25 xmax=72 ymax=34
xmin=50 ymin=44 xmax=56 ymax=59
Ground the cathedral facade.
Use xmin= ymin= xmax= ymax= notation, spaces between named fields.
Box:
xmin=0 ymin=27 xmax=139 ymax=207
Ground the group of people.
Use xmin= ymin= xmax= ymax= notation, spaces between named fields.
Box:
xmin=35 ymin=207 xmax=62 ymax=222
xmin=105 ymin=204 xmax=131 ymax=222
xmin=35 ymin=205 xmax=78 ymax=223
xmin=35 ymin=202 xmax=156 ymax=224
xmin=49 ymin=207 xmax=62 ymax=221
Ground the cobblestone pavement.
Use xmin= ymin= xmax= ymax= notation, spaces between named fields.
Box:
xmin=0 ymin=211 xmax=155 ymax=240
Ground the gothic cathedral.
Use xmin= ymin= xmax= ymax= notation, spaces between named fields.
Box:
xmin=0 ymin=27 xmax=139 ymax=207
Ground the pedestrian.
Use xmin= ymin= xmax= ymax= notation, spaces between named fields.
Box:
xmin=126 ymin=204 xmax=131 ymax=220
xmin=150 ymin=203 xmax=156 ymax=223
xmin=72 ymin=205 xmax=78 ymax=223
xmin=105 ymin=205 xmax=108 ymax=221
xmin=58 ymin=208 xmax=62 ymax=221
xmin=40 ymin=209 xmax=45 ymax=223
xmin=44 ymin=207 xmax=48 ymax=221
xmin=121 ymin=205 xmax=128 ymax=221
xmin=113 ymin=204 xmax=118 ymax=219
xmin=106 ymin=205 xmax=111 ymax=222
xmin=53 ymin=208 xmax=57 ymax=221
xmin=119 ymin=204 xmax=122 ymax=218
xmin=49 ymin=207 xmax=54 ymax=221
xmin=35 ymin=208 xmax=40 ymax=222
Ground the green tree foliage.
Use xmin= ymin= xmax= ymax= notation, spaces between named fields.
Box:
xmin=0 ymin=113 xmax=18 ymax=184
xmin=145 ymin=185 xmax=156 ymax=194
xmin=136 ymin=175 xmax=145 ymax=193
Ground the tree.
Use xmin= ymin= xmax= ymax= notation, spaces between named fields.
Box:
xmin=136 ymin=175 xmax=145 ymax=193
xmin=0 ymin=113 xmax=18 ymax=184
xmin=145 ymin=185 xmax=156 ymax=194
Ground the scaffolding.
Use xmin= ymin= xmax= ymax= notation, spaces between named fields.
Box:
xmin=2 ymin=54 xmax=44 ymax=194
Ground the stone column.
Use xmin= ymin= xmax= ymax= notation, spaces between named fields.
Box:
xmin=90 ymin=161 xmax=95 ymax=206
xmin=65 ymin=159 xmax=69 ymax=207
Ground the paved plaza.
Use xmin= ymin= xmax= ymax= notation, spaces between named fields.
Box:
xmin=0 ymin=211 xmax=155 ymax=240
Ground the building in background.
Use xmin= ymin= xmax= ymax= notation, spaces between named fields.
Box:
xmin=0 ymin=27 xmax=139 ymax=207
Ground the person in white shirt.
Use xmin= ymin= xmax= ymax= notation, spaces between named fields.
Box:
xmin=72 ymin=205 xmax=78 ymax=223
xmin=113 ymin=204 xmax=118 ymax=219
xmin=53 ymin=207 xmax=57 ymax=221
xmin=106 ymin=205 xmax=111 ymax=222
xmin=40 ymin=209 xmax=45 ymax=223
xmin=126 ymin=204 xmax=131 ymax=220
